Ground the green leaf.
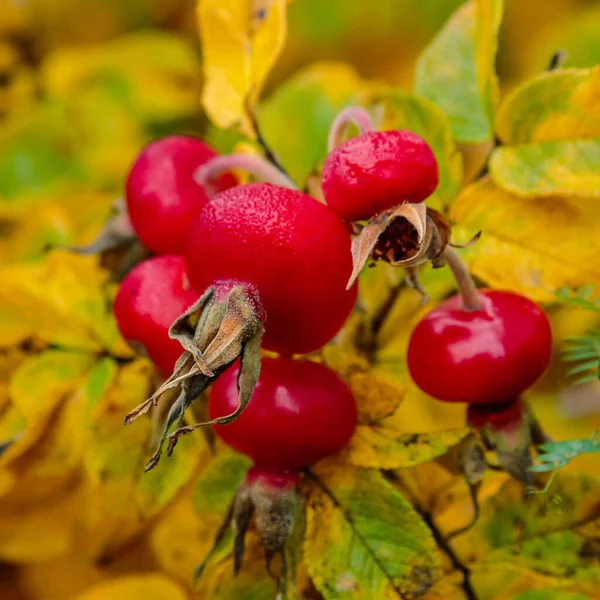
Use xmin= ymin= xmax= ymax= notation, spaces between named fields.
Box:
xmin=367 ymin=90 xmax=463 ymax=210
xmin=191 ymin=451 xmax=250 ymax=514
xmin=414 ymin=0 xmax=503 ymax=143
xmin=304 ymin=465 xmax=438 ymax=599
xmin=260 ymin=61 xmax=366 ymax=185
xmin=490 ymin=140 xmax=600 ymax=198
xmin=496 ymin=67 xmax=600 ymax=144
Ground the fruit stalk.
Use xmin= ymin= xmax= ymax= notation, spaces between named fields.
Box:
xmin=443 ymin=246 xmax=482 ymax=311
xmin=195 ymin=154 xmax=297 ymax=193
xmin=327 ymin=106 xmax=374 ymax=152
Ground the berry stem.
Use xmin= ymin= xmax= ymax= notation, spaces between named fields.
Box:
xmin=327 ymin=106 xmax=374 ymax=152
xmin=443 ymin=246 xmax=482 ymax=311
xmin=195 ymin=154 xmax=298 ymax=194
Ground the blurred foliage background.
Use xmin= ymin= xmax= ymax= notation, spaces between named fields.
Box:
xmin=2 ymin=1 xmax=600 ymax=599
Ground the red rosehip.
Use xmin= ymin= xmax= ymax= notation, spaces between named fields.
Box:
xmin=185 ymin=183 xmax=357 ymax=355
xmin=125 ymin=135 xmax=237 ymax=254
xmin=467 ymin=398 xmax=523 ymax=431
xmin=407 ymin=290 xmax=552 ymax=405
xmin=114 ymin=255 xmax=199 ymax=373
xmin=321 ymin=130 xmax=439 ymax=222
xmin=209 ymin=357 xmax=357 ymax=470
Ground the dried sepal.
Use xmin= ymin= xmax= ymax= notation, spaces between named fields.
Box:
xmin=346 ymin=202 xmax=480 ymax=300
xmin=194 ymin=468 xmax=302 ymax=592
xmin=347 ymin=202 xmax=427 ymax=289
xmin=65 ymin=198 xmax=137 ymax=256
xmin=124 ymin=282 xmax=265 ymax=470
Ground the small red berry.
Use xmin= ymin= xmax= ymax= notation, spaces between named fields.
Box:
xmin=209 ymin=357 xmax=357 ymax=470
xmin=407 ymin=290 xmax=552 ymax=405
xmin=185 ymin=183 xmax=357 ymax=355
xmin=114 ymin=255 xmax=199 ymax=373
xmin=125 ymin=135 xmax=237 ymax=255
xmin=321 ymin=130 xmax=439 ymax=222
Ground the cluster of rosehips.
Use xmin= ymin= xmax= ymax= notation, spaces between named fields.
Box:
xmin=111 ymin=106 xmax=552 ymax=579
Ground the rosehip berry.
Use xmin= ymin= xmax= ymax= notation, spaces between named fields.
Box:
xmin=321 ymin=130 xmax=439 ymax=222
xmin=185 ymin=183 xmax=357 ymax=355
xmin=209 ymin=357 xmax=357 ymax=470
xmin=114 ymin=255 xmax=199 ymax=373
xmin=125 ymin=135 xmax=237 ymax=254
xmin=407 ymin=290 xmax=552 ymax=405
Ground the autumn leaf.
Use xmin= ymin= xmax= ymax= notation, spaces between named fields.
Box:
xmin=304 ymin=465 xmax=438 ymax=599
xmin=414 ymin=0 xmax=503 ymax=143
xmin=198 ymin=0 xmax=288 ymax=137
xmin=0 ymin=252 xmax=131 ymax=356
xmin=340 ymin=427 xmax=471 ymax=470
xmin=450 ymin=177 xmax=600 ymax=300
xmin=490 ymin=67 xmax=600 ymax=198
xmin=72 ymin=574 xmax=188 ymax=600
xmin=495 ymin=68 xmax=600 ymax=144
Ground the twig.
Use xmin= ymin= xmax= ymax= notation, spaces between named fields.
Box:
xmin=546 ymin=50 xmax=567 ymax=71
xmin=247 ymin=107 xmax=292 ymax=179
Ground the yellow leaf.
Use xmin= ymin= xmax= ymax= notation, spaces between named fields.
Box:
xmin=72 ymin=574 xmax=187 ymax=600
xmin=0 ymin=480 xmax=83 ymax=562
xmin=490 ymin=140 xmax=600 ymax=198
xmin=449 ymin=178 xmax=600 ymax=300
xmin=0 ymin=351 xmax=95 ymax=469
xmin=0 ymin=252 xmax=132 ymax=356
xmin=198 ymin=0 xmax=288 ymax=137
xmin=496 ymin=67 xmax=600 ymax=144
xmin=340 ymin=426 xmax=471 ymax=470
xmin=41 ymin=31 xmax=202 ymax=123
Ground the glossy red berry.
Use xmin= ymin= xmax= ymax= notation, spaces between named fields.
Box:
xmin=467 ymin=398 xmax=523 ymax=431
xmin=125 ymin=135 xmax=237 ymax=255
xmin=185 ymin=182 xmax=357 ymax=355
xmin=114 ymin=255 xmax=199 ymax=373
xmin=407 ymin=290 xmax=552 ymax=405
xmin=209 ymin=357 xmax=357 ymax=470
xmin=321 ymin=130 xmax=439 ymax=222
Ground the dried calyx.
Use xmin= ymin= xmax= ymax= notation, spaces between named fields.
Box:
xmin=347 ymin=203 xmax=479 ymax=301
xmin=124 ymin=281 xmax=265 ymax=471
xmin=194 ymin=467 xmax=302 ymax=597
xmin=468 ymin=398 xmax=551 ymax=489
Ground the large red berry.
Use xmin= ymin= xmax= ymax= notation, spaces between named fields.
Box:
xmin=185 ymin=183 xmax=357 ymax=355
xmin=321 ymin=130 xmax=439 ymax=222
xmin=125 ymin=135 xmax=237 ymax=254
xmin=114 ymin=255 xmax=199 ymax=373
xmin=209 ymin=357 xmax=357 ymax=470
xmin=407 ymin=290 xmax=552 ymax=405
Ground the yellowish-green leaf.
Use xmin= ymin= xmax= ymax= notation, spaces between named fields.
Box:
xmin=490 ymin=140 xmax=600 ymax=198
xmin=198 ymin=0 xmax=288 ymax=137
xmin=41 ymin=31 xmax=202 ymax=123
xmin=496 ymin=67 xmax=600 ymax=144
xmin=414 ymin=0 xmax=503 ymax=143
xmin=0 ymin=252 xmax=132 ymax=356
xmin=340 ymin=427 xmax=471 ymax=470
xmin=305 ymin=465 xmax=438 ymax=599
xmin=72 ymin=574 xmax=188 ymax=600
xmin=449 ymin=178 xmax=600 ymax=300
xmin=260 ymin=61 xmax=366 ymax=185
xmin=0 ymin=350 xmax=95 ymax=468
xmin=370 ymin=90 xmax=463 ymax=210
xmin=511 ymin=592 xmax=591 ymax=600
